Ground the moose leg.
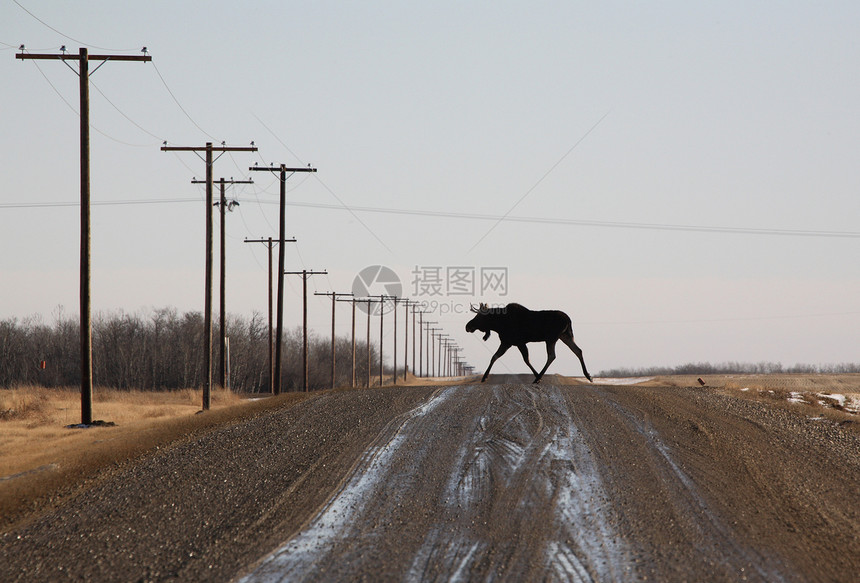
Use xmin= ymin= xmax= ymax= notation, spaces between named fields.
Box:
xmin=534 ymin=340 xmax=557 ymax=383
xmin=560 ymin=332 xmax=592 ymax=382
xmin=482 ymin=342 xmax=511 ymax=382
xmin=516 ymin=344 xmax=541 ymax=381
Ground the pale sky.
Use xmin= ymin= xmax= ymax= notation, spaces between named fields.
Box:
xmin=2 ymin=1 xmax=858 ymax=375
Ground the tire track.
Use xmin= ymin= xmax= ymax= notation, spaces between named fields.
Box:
xmin=408 ymin=385 xmax=632 ymax=582
xmin=239 ymin=384 xmax=633 ymax=582
xmin=238 ymin=387 xmax=454 ymax=583
xmin=591 ymin=389 xmax=797 ymax=582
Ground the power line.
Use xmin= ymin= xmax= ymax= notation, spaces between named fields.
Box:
xmin=0 ymin=198 xmax=200 ymax=208
xmin=468 ymin=110 xmax=611 ymax=253
xmin=15 ymin=0 xmax=222 ymax=144
xmin=580 ymin=310 xmax=860 ymax=326
xmin=253 ymin=114 xmax=393 ymax=253
xmin=151 ymin=61 xmax=216 ymax=141
xmin=24 ymin=54 xmax=156 ymax=147
xmin=5 ymin=197 xmax=860 ymax=239
xmin=89 ymin=78 xmax=165 ymax=142
xmin=254 ymin=200 xmax=860 ymax=239
xmin=12 ymin=1 xmax=139 ymax=53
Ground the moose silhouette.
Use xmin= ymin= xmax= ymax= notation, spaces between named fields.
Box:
xmin=465 ymin=303 xmax=592 ymax=384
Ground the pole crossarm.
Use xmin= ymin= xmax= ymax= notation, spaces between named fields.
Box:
xmin=163 ymin=146 xmax=257 ymax=152
xmin=191 ymin=178 xmax=254 ymax=185
xmin=245 ymin=237 xmax=297 ymax=244
xmin=17 ymin=53 xmax=152 ymax=62
xmin=249 ymin=165 xmax=317 ymax=174
xmin=286 ymin=270 xmax=327 ymax=276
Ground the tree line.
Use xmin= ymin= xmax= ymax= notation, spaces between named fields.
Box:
xmin=0 ymin=307 xmax=382 ymax=392
xmin=598 ymin=361 xmax=860 ymax=378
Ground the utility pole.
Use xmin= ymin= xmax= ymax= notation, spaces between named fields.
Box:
xmin=401 ymin=299 xmax=412 ymax=382
xmin=430 ymin=329 xmax=442 ymax=377
xmin=17 ymin=47 xmax=151 ymax=425
xmin=363 ymin=298 xmax=380 ymax=387
xmin=315 ymin=291 xmax=353 ymax=390
xmin=412 ymin=302 xmax=418 ymax=377
xmin=391 ymin=296 xmax=399 ymax=386
xmin=369 ymin=295 xmax=393 ymax=386
xmin=285 ymin=270 xmax=327 ymax=391
xmin=424 ymin=320 xmax=437 ymax=377
xmin=162 ymin=142 xmax=257 ymax=410
xmin=337 ymin=298 xmax=359 ymax=387
xmin=451 ymin=345 xmax=463 ymax=377
xmin=245 ymin=236 xmax=297 ymax=393
xmin=194 ymin=177 xmax=252 ymax=390
xmin=249 ymin=163 xmax=317 ymax=394
xmin=416 ymin=311 xmax=425 ymax=377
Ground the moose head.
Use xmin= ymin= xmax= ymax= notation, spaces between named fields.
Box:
xmin=465 ymin=303 xmax=493 ymax=341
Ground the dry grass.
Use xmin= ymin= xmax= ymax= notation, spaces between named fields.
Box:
xmin=648 ymin=373 xmax=860 ymax=393
xmin=0 ymin=386 xmax=311 ymax=532
xmin=643 ymin=373 xmax=860 ymax=424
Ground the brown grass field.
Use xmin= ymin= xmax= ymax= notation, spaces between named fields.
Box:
xmin=0 ymin=386 xmax=312 ymax=531
xmin=2 ymin=374 xmax=858 ymax=532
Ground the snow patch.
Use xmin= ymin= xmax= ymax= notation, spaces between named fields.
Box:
xmin=817 ymin=393 xmax=846 ymax=407
xmin=594 ymin=377 xmax=654 ymax=385
xmin=238 ymin=387 xmax=454 ymax=583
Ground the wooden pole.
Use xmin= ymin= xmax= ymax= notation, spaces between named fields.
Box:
xmin=335 ymin=297 xmax=364 ymax=387
xmin=164 ymin=145 xmax=256 ymax=409
xmin=411 ymin=305 xmax=416 ymax=379
xmin=379 ymin=300 xmax=384 ymax=386
xmin=249 ymin=164 xmax=316 ymax=394
xmin=78 ymin=48 xmax=93 ymax=424
xmin=366 ymin=300 xmax=372 ymax=387
xmin=418 ymin=312 xmax=423 ymax=377
xmin=268 ymin=238 xmax=273 ymax=393
xmin=303 ymin=272 xmax=309 ymax=390
xmin=330 ymin=294 xmax=336 ymax=389
xmin=203 ymin=143 xmax=213 ymax=408
xmin=274 ymin=171 xmax=285 ymax=394
xmin=286 ymin=270 xmax=326 ymax=391
xmin=314 ymin=291 xmax=352 ymax=389
xmin=18 ymin=47 xmax=151 ymax=424
xmin=246 ymin=237 xmax=297 ymax=393
xmin=351 ymin=300 xmax=356 ymax=387
xmin=403 ymin=299 xmax=409 ymax=381
xmin=218 ymin=180 xmax=226 ymax=390
xmin=392 ymin=297 xmax=398 ymax=386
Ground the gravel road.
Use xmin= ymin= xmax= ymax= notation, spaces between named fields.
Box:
xmin=2 ymin=381 xmax=859 ymax=582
